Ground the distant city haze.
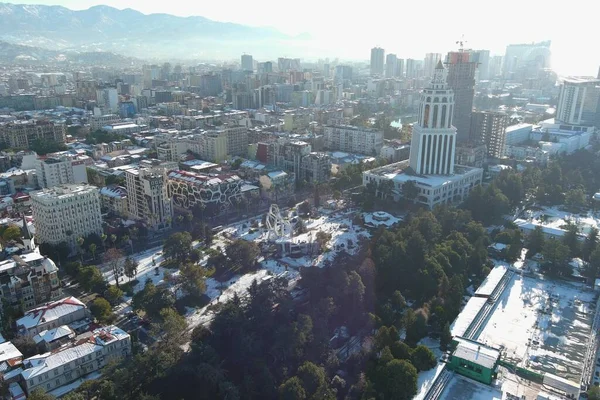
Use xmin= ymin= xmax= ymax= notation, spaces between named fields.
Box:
xmin=2 ymin=0 xmax=599 ymax=76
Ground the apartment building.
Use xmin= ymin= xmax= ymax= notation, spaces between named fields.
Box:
xmin=301 ymin=153 xmax=332 ymax=183
xmin=125 ymin=167 xmax=172 ymax=230
xmin=470 ymin=111 xmax=509 ymax=158
xmin=16 ymin=297 xmax=88 ymax=336
xmin=34 ymin=154 xmax=89 ymax=189
xmin=199 ymin=131 xmax=228 ymax=162
xmin=89 ymin=114 xmax=120 ymax=131
xmin=30 ymin=184 xmax=103 ymax=248
xmin=0 ymin=252 xmax=61 ymax=311
xmin=20 ymin=326 xmax=130 ymax=396
xmin=324 ymin=125 xmax=384 ymax=155
xmin=268 ymin=139 xmax=332 ymax=184
xmin=99 ymin=185 xmax=128 ymax=216
xmin=0 ymin=120 xmax=66 ymax=149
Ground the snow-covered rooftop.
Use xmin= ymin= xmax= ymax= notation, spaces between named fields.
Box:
xmin=17 ymin=297 xmax=86 ymax=331
xmin=33 ymin=325 xmax=75 ymax=345
xmin=21 ymin=326 xmax=128 ymax=380
xmin=453 ymin=337 xmax=500 ymax=369
xmin=0 ymin=341 xmax=23 ymax=364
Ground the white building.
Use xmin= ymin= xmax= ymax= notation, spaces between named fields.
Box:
xmin=16 ymin=296 xmax=89 ymax=336
xmin=20 ymin=325 xmax=130 ymax=396
xmin=31 ymin=184 xmax=103 ymax=247
xmin=89 ymin=114 xmax=120 ymax=131
xmin=531 ymin=119 xmax=592 ymax=155
xmin=556 ymin=77 xmax=600 ymax=126
xmin=125 ymin=167 xmax=172 ymax=230
xmin=504 ymin=123 xmax=533 ymax=146
xmin=363 ymin=61 xmax=483 ymax=209
xmin=34 ymin=155 xmax=88 ymax=189
xmin=324 ymin=125 xmax=383 ymax=156
xmin=96 ymin=88 xmax=119 ymax=113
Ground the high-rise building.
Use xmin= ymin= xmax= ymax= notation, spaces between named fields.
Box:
xmin=257 ymin=61 xmax=273 ymax=74
xmin=503 ymin=41 xmax=551 ymax=78
xmin=385 ymin=54 xmax=398 ymax=78
xmin=370 ymin=47 xmax=385 ymax=76
xmin=34 ymin=154 xmax=89 ymax=188
xmin=396 ymin=59 xmax=405 ymax=77
xmin=241 ymin=54 xmax=254 ymax=72
xmin=469 ymin=50 xmax=490 ymax=81
xmin=488 ymin=55 xmax=503 ymax=78
xmin=31 ymin=184 xmax=103 ymax=248
xmin=470 ymin=111 xmax=509 ymax=158
xmin=406 ymin=59 xmax=417 ymax=78
xmin=125 ymin=166 xmax=172 ymax=231
xmin=363 ymin=61 xmax=482 ymax=208
xmin=96 ymin=87 xmax=119 ymax=112
xmin=423 ymin=53 xmax=442 ymax=78
xmin=278 ymin=58 xmax=301 ymax=72
xmin=335 ymin=65 xmax=353 ymax=86
xmin=556 ymin=77 xmax=600 ymax=127
xmin=445 ymin=51 xmax=478 ymax=143
xmin=409 ymin=61 xmax=457 ymax=175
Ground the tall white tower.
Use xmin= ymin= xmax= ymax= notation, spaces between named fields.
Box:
xmin=409 ymin=60 xmax=456 ymax=175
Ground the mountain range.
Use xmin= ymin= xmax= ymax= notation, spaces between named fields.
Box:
xmin=0 ymin=2 xmax=310 ymax=61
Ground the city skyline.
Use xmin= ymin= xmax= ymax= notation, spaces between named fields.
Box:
xmin=1 ymin=0 xmax=599 ymax=76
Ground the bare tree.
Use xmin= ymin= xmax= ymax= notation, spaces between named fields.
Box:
xmin=104 ymin=248 xmax=124 ymax=288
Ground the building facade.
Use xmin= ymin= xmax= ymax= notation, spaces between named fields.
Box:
xmin=167 ymin=170 xmax=259 ymax=214
xmin=556 ymin=77 xmax=600 ymax=127
xmin=445 ymin=51 xmax=477 ymax=143
xmin=20 ymin=326 xmax=130 ymax=396
xmin=34 ymin=155 xmax=89 ymax=189
xmin=125 ymin=167 xmax=172 ymax=230
xmin=0 ymin=253 xmax=61 ymax=311
xmin=0 ymin=120 xmax=66 ymax=150
xmin=470 ymin=111 xmax=509 ymax=158
xmin=16 ymin=296 xmax=88 ymax=336
xmin=99 ymin=185 xmax=128 ymax=216
xmin=324 ymin=125 xmax=384 ymax=156
xmin=31 ymin=184 xmax=103 ymax=248
xmin=385 ymin=54 xmax=398 ymax=78
xmin=370 ymin=47 xmax=385 ymax=76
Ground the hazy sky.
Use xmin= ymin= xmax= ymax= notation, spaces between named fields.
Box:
xmin=4 ymin=0 xmax=600 ymax=76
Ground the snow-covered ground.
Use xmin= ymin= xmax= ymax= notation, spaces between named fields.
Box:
xmin=103 ymin=246 xmax=165 ymax=289
xmin=476 ymin=275 xmax=595 ymax=382
xmin=521 ymin=206 xmax=600 ymax=236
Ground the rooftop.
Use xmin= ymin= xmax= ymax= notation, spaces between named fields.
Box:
xmin=21 ymin=326 xmax=128 ymax=380
xmin=99 ymin=185 xmax=127 ymax=199
xmin=167 ymin=170 xmax=240 ymax=187
xmin=365 ymin=161 xmax=481 ymax=188
xmin=33 ymin=325 xmax=75 ymax=345
xmin=0 ymin=341 xmax=23 ymax=364
xmin=17 ymin=297 xmax=86 ymax=331
xmin=452 ymin=336 xmax=500 ymax=369
xmin=31 ymin=184 xmax=98 ymax=201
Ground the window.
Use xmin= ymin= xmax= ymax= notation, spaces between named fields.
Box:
xmin=56 ymin=379 xmax=60 ymax=386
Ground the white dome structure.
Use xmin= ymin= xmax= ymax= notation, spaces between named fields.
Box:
xmin=41 ymin=257 xmax=58 ymax=273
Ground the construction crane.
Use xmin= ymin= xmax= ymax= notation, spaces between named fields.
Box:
xmin=456 ymin=34 xmax=467 ymax=52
